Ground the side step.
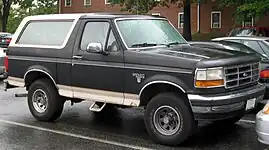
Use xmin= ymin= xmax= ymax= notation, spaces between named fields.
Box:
xmin=89 ymin=102 xmax=106 ymax=112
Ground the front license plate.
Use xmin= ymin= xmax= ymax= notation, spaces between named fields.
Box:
xmin=246 ymin=98 xmax=256 ymax=110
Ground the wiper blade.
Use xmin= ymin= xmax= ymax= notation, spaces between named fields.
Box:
xmin=131 ymin=43 xmax=157 ymax=48
xmin=166 ymin=42 xmax=181 ymax=47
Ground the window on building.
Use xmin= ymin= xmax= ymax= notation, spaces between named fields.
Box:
xmin=105 ymin=0 xmax=111 ymax=4
xmin=17 ymin=20 xmax=74 ymax=46
xmin=65 ymin=0 xmax=71 ymax=7
xmin=178 ymin=12 xmax=184 ymax=28
xmin=84 ymin=0 xmax=91 ymax=6
xmin=211 ymin=11 xmax=221 ymax=28
xmin=242 ymin=17 xmax=254 ymax=27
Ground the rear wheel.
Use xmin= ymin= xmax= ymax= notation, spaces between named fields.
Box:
xmin=144 ymin=92 xmax=196 ymax=146
xmin=28 ymin=78 xmax=64 ymax=122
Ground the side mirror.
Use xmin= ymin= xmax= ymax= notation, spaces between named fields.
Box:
xmin=86 ymin=42 xmax=108 ymax=55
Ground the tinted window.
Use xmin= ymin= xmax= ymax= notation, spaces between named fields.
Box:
xmin=106 ymin=30 xmax=118 ymax=52
xmin=18 ymin=21 xmax=73 ymax=46
xmin=80 ymin=22 xmax=109 ymax=51
xmin=259 ymin=41 xmax=269 ymax=56
xmin=242 ymin=40 xmax=265 ymax=55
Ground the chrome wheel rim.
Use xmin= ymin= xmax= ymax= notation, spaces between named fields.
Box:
xmin=32 ymin=89 xmax=48 ymax=113
xmin=153 ymin=105 xmax=181 ymax=136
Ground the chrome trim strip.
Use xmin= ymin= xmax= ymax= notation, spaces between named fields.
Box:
xmin=188 ymin=84 xmax=266 ymax=101
xmin=139 ymin=81 xmax=186 ymax=98
xmin=24 ymin=69 xmax=58 ymax=89
xmin=113 ymin=17 xmax=188 ymax=50
xmin=8 ymin=56 xmax=193 ymax=74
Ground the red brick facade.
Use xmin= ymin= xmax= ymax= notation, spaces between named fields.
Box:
xmin=59 ymin=0 xmax=269 ymax=34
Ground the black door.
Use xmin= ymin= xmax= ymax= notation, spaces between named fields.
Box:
xmin=71 ymin=19 xmax=124 ymax=104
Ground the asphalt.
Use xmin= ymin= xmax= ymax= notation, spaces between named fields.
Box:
xmin=0 ymin=82 xmax=268 ymax=150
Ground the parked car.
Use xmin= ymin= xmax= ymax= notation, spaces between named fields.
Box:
xmin=3 ymin=13 xmax=266 ymax=146
xmin=256 ymin=103 xmax=269 ymax=145
xmin=0 ymin=34 xmax=13 ymax=48
xmin=212 ymin=36 xmax=269 ymax=59
xmin=228 ymin=27 xmax=269 ymax=37
xmin=189 ymin=40 xmax=269 ymax=105
xmin=0 ymin=47 xmax=7 ymax=79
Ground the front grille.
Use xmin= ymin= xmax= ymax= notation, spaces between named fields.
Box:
xmin=224 ymin=62 xmax=260 ymax=89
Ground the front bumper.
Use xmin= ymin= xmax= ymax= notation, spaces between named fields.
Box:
xmin=256 ymin=111 xmax=269 ymax=145
xmin=188 ymin=83 xmax=266 ymax=121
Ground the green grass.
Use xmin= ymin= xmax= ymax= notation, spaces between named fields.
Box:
xmin=192 ymin=32 xmax=227 ymax=41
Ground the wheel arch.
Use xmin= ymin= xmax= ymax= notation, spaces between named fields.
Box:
xmin=138 ymin=74 xmax=190 ymax=106
xmin=24 ymin=67 xmax=58 ymax=91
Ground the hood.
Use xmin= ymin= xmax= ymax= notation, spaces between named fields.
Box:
xmin=125 ymin=43 xmax=261 ymax=70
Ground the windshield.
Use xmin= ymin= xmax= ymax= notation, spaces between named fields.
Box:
xmin=116 ymin=19 xmax=186 ymax=48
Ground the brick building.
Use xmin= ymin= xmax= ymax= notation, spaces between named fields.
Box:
xmin=58 ymin=0 xmax=269 ymax=34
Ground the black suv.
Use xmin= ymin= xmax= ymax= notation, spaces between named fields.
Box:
xmin=3 ymin=13 xmax=266 ymax=146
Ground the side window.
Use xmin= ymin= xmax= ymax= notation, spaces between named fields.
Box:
xmin=242 ymin=40 xmax=266 ymax=55
xmin=258 ymin=41 xmax=269 ymax=56
xmin=80 ymin=21 xmax=110 ymax=51
xmin=106 ymin=30 xmax=119 ymax=52
xmin=17 ymin=21 xmax=74 ymax=46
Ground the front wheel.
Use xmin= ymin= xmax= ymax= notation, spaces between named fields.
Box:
xmin=144 ymin=92 xmax=196 ymax=146
xmin=28 ymin=78 xmax=64 ymax=122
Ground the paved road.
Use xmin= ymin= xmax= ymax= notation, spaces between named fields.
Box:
xmin=0 ymin=82 xmax=268 ymax=150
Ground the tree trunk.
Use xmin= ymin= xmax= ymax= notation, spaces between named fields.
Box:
xmin=2 ymin=1 xmax=11 ymax=32
xmin=183 ymin=0 xmax=192 ymax=41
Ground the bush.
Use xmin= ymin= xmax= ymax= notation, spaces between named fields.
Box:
xmin=191 ymin=32 xmax=227 ymax=41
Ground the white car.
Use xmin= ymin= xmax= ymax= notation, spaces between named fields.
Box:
xmin=0 ymin=47 xmax=6 ymax=79
xmin=256 ymin=103 xmax=269 ymax=145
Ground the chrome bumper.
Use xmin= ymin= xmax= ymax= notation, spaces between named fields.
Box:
xmin=256 ymin=111 xmax=269 ymax=145
xmin=188 ymin=83 xmax=266 ymax=114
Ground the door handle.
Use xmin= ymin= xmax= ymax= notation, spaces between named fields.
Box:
xmin=72 ymin=55 xmax=83 ymax=59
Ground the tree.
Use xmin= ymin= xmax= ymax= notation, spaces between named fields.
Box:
xmin=1 ymin=0 xmax=57 ymax=32
xmin=6 ymin=0 xmax=58 ymax=33
xmin=110 ymin=0 xmax=193 ymax=41
xmin=217 ymin=0 xmax=269 ymax=22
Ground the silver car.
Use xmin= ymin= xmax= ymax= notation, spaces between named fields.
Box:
xmin=256 ymin=103 xmax=269 ymax=145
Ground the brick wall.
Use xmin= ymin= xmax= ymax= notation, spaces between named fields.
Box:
xmin=59 ymin=0 xmax=269 ymax=35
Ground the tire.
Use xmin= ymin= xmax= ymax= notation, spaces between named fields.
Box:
xmin=28 ymin=78 xmax=64 ymax=122
xmin=144 ymin=92 xmax=196 ymax=146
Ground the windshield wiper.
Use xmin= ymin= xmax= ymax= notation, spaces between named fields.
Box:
xmin=166 ymin=42 xmax=181 ymax=47
xmin=131 ymin=43 xmax=157 ymax=48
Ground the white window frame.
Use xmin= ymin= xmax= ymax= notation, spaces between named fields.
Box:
xmin=152 ymin=13 xmax=161 ymax=16
xmin=105 ymin=0 xmax=111 ymax=4
xmin=178 ymin=12 xmax=184 ymax=28
xmin=242 ymin=17 xmax=254 ymax=27
xmin=65 ymin=0 xmax=72 ymax=7
xmin=211 ymin=11 xmax=221 ymax=29
xmin=84 ymin=0 xmax=91 ymax=6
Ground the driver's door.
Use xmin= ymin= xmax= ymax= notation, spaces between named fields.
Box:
xmin=71 ymin=19 xmax=124 ymax=104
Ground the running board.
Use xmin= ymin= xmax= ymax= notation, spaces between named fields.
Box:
xmin=89 ymin=102 xmax=106 ymax=112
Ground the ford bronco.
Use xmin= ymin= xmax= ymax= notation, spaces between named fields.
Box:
xmin=3 ymin=13 xmax=266 ymax=146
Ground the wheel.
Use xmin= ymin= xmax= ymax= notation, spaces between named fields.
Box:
xmin=144 ymin=92 xmax=196 ymax=146
xmin=28 ymin=78 xmax=64 ymax=122
xmin=212 ymin=115 xmax=243 ymax=125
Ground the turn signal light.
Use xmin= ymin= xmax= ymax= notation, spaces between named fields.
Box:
xmin=260 ymin=70 xmax=269 ymax=79
xmin=195 ymin=80 xmax=224 ymax=88
xmin=262 ymin=104 xmax=269 ymax=114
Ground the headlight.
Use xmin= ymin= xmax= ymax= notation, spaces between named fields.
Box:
xmin=195 ymin=67 xmax=224 ymax=88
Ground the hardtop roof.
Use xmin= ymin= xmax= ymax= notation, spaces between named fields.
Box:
xmin=24 ymin=13 xmax=161 ymax=21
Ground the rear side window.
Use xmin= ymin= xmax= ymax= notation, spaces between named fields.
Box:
xmin=17 ymin=20 xmax=74 ymax=46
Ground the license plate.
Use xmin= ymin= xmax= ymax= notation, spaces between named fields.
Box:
xmin=246 ymin=98 xmax=256 ymax=110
